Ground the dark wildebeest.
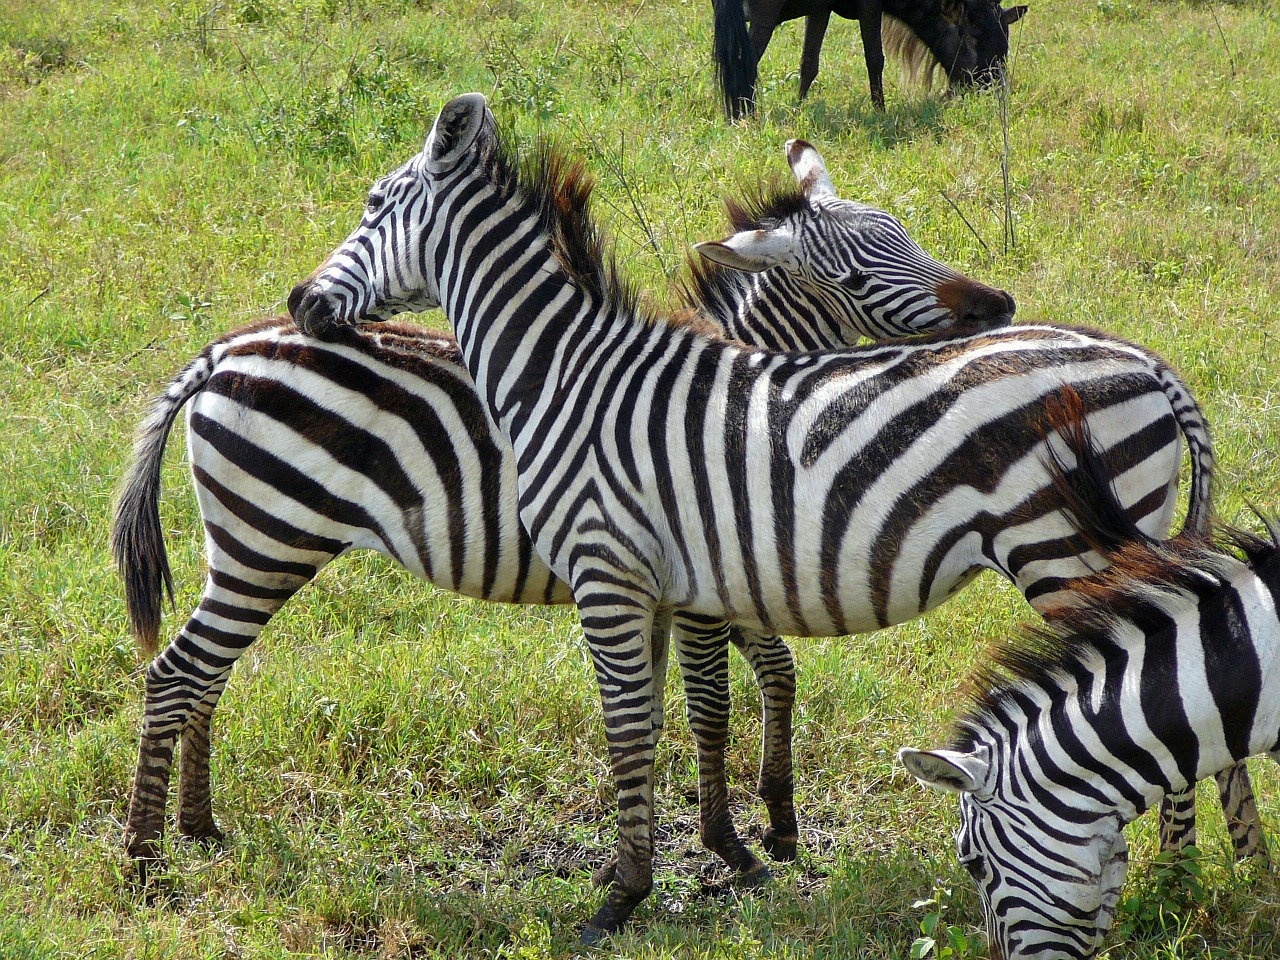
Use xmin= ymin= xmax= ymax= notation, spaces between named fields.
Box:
xmin=714 ymin=0 xmax=1027 ymax=118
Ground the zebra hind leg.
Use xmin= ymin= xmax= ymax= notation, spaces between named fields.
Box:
xmin=125 ymin=573 xmax=308 ymax=881
xmin=731 ymin=627 xmax=798 ymax=861
xmin=124 ymin=652 xmax=239 ymax=883
xmin=1216 ymin=762 xmax=1265 ymax=860
xmin=174 ymin=687 xmax=230 ymax=845
xmin=672 ymin=616 xmax=770 ymax=885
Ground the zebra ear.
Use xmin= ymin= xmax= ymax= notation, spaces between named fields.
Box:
xmin=425 ymin=93 xmax=490 ymax=175
xmin=694 ymin=227 xmax=799 ymax=274
xmin=899 ymin=747 xmax=988 ymax=794
xmin=786 ymin=139 xmax=836 ymax=200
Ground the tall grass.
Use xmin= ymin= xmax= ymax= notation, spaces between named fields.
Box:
xmin=1 ymin=0 xmax=1278 ymax=956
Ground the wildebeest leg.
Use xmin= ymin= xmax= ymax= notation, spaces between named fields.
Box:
xmin=747 ymin=0 xmax=785 ymax=72
xmin=798 ymin=11 xmax=831 ymax=100
xmin=858 ymin=0 xmax=886 ymax=110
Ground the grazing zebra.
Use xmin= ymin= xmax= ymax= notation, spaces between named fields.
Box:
xmin=286 ymin=93 xmax=1254 ymax=941
xmin=114 ymin=141 xmax=1013 ymax=880
xmin=901 ymin=389 xmax=1277 ymax=959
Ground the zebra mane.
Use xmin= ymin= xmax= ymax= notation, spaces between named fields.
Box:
xmin=955 ymin=524 xmax=1279 ymax=735
xmin=951 ymin=384 xmax=1280 ymax=740
xmin=723 ymin=176 xmax=811 ymax=232
xmin=678 ymin=176 xmax=808 ymax=316
xmin=484 ymin=131 xmax=722 ymax=338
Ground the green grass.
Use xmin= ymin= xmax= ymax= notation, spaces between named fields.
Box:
xmin=2 ymin=0 xmax=1279 ymax=956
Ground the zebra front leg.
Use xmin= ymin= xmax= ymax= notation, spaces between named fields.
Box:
xmin=1157 ymin=788 xmax=1197 ymax=852
xmin=1158 ymin=762 xmax=1265 ymax=859
xmin=594 ymin=608 xmax=674 ymax=890
xmin=577 ymin=595 xmax=661 ymax=946
xmin=672 ymin=615 xmax=770 ymax=884
xmin=731 ymin=627 xmax=798 ymax=861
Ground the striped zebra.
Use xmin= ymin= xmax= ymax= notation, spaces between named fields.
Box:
xmin=901 ymin=389 xmax=1277 ymax=959
xmin=285 ymin=93 xmax=1255 ymax=941
xmin=114 ymin=141 xmax=1012 ymax=881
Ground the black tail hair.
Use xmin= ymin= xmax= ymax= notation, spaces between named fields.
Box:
xmin=110 ymin=355 xmax=215 ymax=658
xmin=713 ymin=0 xmax=756 ymax=119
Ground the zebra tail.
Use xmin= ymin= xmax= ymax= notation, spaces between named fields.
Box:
xmin=111 ymin=351 xmax=215 ymax=660
xmin=1159 ymin=367 xmax=1215 ymax=539
xmin=713 ymin=0 xmax=755 ymax=119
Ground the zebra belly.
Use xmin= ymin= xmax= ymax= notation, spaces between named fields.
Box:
xmin=186 ymin=381 xmax=571 ymax=608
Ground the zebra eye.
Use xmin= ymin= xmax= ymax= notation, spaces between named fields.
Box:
xmin=840 ymin=268 xmax=868 ymax=290
xmin=960 ymin=854 xmax=988 ymax=881
xmin=366 ymin=193 xmax=386 ymax=215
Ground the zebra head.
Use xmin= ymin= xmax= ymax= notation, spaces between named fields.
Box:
xmin=695 ymin=139 xmax=1015 ymax=341
xmin=900 ymin=746 xmax=1129 ymax=959
xmin=289 ymin=94 xmax=495 ymax=340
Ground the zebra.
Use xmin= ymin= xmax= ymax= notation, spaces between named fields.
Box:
xmin=901 ymin=388 xmax=1277 ymax=960
xmin=285 ymin=92 xmax=1255 ymax=941
xmin=114 ymin=140 xmax=1014 ymax=882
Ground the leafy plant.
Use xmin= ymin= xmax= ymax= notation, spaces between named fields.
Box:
xmin=1113 ymin=845 xmax=1206 ymax=941
xmin=911 ymin=885 xmax=974 ymax=960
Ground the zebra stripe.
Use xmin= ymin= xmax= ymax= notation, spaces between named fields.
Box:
xmin=116 ymin=143 xmax=1002 ymax=879
xmin=286 ymin=94 xmax=1249 ymax=941
xmin=902 ymin=394 xmax=1280 ymax=959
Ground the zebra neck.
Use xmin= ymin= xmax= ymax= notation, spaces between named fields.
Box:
xmin=697 ymin=267 xmax=852 ymax=352
xmin=990 ymin=574 xmax=1280 ymax=825
xmin=438 ymin=184 xmax=660 ymax=452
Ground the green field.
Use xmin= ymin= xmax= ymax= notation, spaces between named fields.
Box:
xmin=2 ymin=0 xmax=1279 ymax=956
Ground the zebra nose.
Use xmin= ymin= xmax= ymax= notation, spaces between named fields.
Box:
xmin=289 ymin=284 xmax=344 ymax=342
xmin=286 ymin=280 xmax=308 ymax=320
xmin=936 ymin=279 xmax=1016 ymax=330
xmin=962 ymin=287 xmax=1016 ymax=328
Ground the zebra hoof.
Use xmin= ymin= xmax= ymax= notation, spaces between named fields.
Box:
xmin=125 ymin=835 xmax=163 ymax=880
xmin=176 ymin=821 xmax=227 ymax=848
xmin=579 ymin=898 xmax=636 ymax=946
xmin=737 ymin=861 xmax=773 ymax=888
xmin=762 ymin=829 xmax=798 ymax=862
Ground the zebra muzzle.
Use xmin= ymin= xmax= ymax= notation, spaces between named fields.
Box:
xmin=288 ymin=283 xmax=346 ymax=342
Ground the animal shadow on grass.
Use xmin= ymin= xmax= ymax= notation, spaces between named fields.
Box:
xmin=764 ymin=95 xmax=948 ymax=149
xmin=429 ymin=802 xmax=961 ymax=949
